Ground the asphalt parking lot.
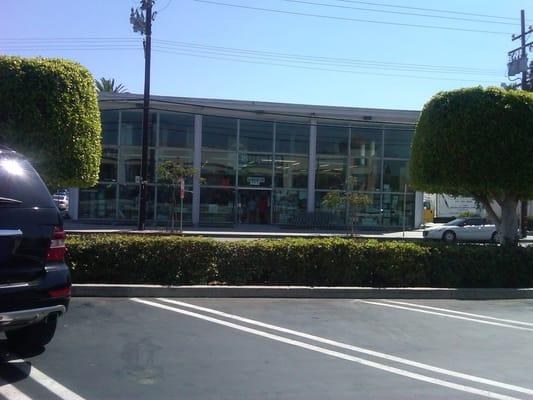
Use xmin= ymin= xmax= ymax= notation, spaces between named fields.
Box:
xmin=2 ymin=298 xmax=533 ymax=400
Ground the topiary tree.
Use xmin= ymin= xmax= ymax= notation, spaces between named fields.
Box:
xmin=0 ymin=56 xmax=101 ymax=188
xmin=156 ymin=158 xmax=197 ymax=232
xmin=322 ymin=176 xmax=371 ymax=236
xmin=410 ymin=86 xmax=533 ymax=246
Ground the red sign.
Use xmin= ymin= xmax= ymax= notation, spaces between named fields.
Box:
xmin=180 ymin=179 xmax=185 ymax=199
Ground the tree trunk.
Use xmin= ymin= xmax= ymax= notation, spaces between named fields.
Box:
xmin=477 ymin=196 xmax=501 ymax=229
xmin=500 ymin=196 xmax=519 ymax=246
xmin=171 ymin=186 xmax=176 ymax=233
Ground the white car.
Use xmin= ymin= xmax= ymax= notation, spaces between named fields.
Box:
xmin=423 ymin=218 xmax=499 ymax=243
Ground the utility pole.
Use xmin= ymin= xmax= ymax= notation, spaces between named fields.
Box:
xmin=130 ymin=0 xmax=156 ymax=230
xmin=508 ymin=9 xmax=533 ymax=238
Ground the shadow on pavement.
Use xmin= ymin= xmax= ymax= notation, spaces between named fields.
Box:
xmin=0 ymin=339 xmax=44 ymax=384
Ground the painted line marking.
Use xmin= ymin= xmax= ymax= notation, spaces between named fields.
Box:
xmin=382 ymin=300 xmax=533 ymax=327
xmin=132 ymin=298 xmax=522 ymax=400
xmin=157 ymin=298 xmax=533 ymax=397
xmin=0 ymin=379 xmax=32 ymax=400
xmin=7 ymin=360 xmax=86 ymax=400
xmin=361 ymin=301 xmax=533 ymax=332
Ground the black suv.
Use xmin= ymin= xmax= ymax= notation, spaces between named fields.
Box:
xmin=0 ymin=145 xmax=70 ymax=351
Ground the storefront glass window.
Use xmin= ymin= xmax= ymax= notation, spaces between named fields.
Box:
xmin=353 ymin=193 xmax=382 ymax=227
xmin=157 ymin=149 xmax=194 ymax=185
xmin=314 ymin=191 xmax=347 ymax=226
xmin=273 ymin=189 xmax=307 ymax=224
xmin=383 ymin=127 xmax=413 ymax=158
xmin=238 ymin=152 xmax=272 ymax=188
xmin=202 ymin=151 xmax=236 ymax=186
xmin=382 ymin=159 xmax=409 ymax=192
xmin=348 ymin=157 xmax=381 ymax=191
xmin=117 ymin=184 xmax=154 ymax=220
xmin=156 ymin=184 xmax=193 ymax=224
xmin=275 ymin=122 xmax=309 ymax=154
xmin=200 ymin=188 xmax=235 ymax=224
xmin=202 ymin=116 xmax=237 ymax=150
xmin=79 ymin=184 xmax=116 ymax=219
xmin=118 ymin=149 xmax=155 ymax=183
xmin=351 ymin=126 xmax=382 ymax=158
xmin=274 ymin=155 xmax=308 ymax=189
xmin=159 ymin=112 xmax=194 ymax=148
xmin=317 ymin=125 xmax=349 ymax=155
xmin=316 ymin=156 xmax=347 ymax=189
xmin=382 ymin=193 xmax=414 ymax=228
xmin=99 ymin=147 xmax=117 ymax=182
xmin=239 ymin=119 xmax=273 ymax=152
xmin=101 ymin=111 xmax=119 ymax=145
xmin=120 ymin=111 xmax=156 ymax=147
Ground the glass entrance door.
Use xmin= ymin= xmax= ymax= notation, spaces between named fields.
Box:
xmin=237 ymin=189 xmax=271 ymax=225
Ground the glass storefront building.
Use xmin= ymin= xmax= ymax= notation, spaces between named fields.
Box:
xmin=71 ymin=95 xmax=422 ymax=229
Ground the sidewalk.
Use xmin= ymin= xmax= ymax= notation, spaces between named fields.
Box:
xmin=63 ymin=220 xmax=533 ymax=242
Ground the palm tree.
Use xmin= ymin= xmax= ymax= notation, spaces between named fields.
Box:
xmin=95 ymin=78 xmax=127 ymax=93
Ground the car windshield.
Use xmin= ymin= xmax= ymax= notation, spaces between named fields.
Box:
xmin=444 ymin=218 xmax=466 ymax=226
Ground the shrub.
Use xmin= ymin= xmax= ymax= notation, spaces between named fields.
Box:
xmin=0 ymin=56 xmax=101 ymax=188
xmin=410 ymin=86 xmax=533 ymax=246
xmin=65 ymin=235 xmax=533 ymax=288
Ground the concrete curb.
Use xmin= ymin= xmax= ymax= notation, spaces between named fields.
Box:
xmin=72 ymin=284 xmax=533 ymax=300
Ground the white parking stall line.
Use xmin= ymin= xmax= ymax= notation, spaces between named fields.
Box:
xmin=132 ymin=298 xmax=524 ymax=400
xmin=7 ymin=360 xmax=86 ymax=400
xmin=382 ymin=300 xmax=533 ymax=327
xmin=361 ymin=301 xmax=533 ymax=332
xmin=0 ymin=379 xmax=32 ymax=400
xmin=157 ymin=298 xmax=533 ymax=397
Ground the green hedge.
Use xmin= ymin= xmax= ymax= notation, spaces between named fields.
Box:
xmin=65 ymin=235 xmax=533 ymax=288
xmin=0 ymin=56 xmax=101 ymax=188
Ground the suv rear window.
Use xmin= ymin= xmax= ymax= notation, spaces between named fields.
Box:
xmin=0 ymin=155 xmax=55 ymax=208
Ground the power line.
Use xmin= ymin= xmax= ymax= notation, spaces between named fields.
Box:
xmin=192 ymin=0 xmax=512 ymax=35
xmin=0 ymin=37 xmax=502 ymax=75
xmin=156 ymin=0 xmax=173 ymax=13
xmin=152 ymin=47 xmax=498 ymax=83
xmin=1 ymin=45 xmax=141 ymax=50
xmin=152 ymin=42 xmax=502 ymax=77
xmin=2 ymin=43 xmax=501 ymax=79
xmin=333 ymin=0 xmax=518 ymax=21
xmin=281 ymin=0 xmax=516 ymax=26
xmin=153 ymin=39 xmax=503 ymax=75
xmin=0 ymin=37 xmax=138 ymax=42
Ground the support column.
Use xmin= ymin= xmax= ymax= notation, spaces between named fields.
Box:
xmin=414 ymin=191 xmax=424 ymax=228
xmin=192 ymin=115 xmax=202 ymax=226
xmin=307 ymin=119 xmax=317 ymax=213
xmin=68 ymin=187 xmax=79 ymax=221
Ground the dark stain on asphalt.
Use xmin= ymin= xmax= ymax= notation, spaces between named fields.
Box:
xmin=118 ymin=337 xmax=164 ymax=385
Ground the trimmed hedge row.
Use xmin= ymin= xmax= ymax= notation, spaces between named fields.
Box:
xmin=65 ymin=235 xmax=533 ymax=288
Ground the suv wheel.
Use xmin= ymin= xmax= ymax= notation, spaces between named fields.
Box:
xmin=6 ymin=316 xmax=58 ymax=351
xmin=442 ymin=230 xmax=456 ymax=243
xmin=491 ymin=231 xmax=501 ymax=243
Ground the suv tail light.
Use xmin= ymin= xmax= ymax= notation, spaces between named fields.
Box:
xmin=48 ymin=286 xmax=71 ymax=298
xmin=46 ymin=226 xmax=66 ymax=261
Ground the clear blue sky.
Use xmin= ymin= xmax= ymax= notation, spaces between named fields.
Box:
xmin=2 ymin=0 xmax=532 ymax=110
